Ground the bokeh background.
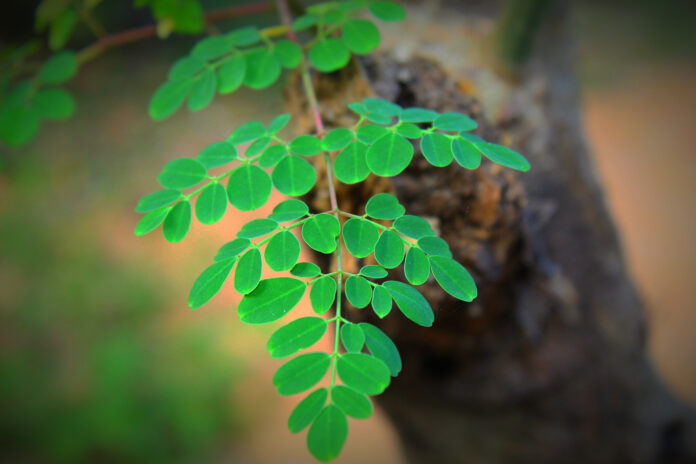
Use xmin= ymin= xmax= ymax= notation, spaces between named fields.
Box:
xmin=1 ymin=0 xmax=694 ymax=462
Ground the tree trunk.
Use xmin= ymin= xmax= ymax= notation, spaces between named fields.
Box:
xmin=288 ymin=1 xmax=696 ymax=462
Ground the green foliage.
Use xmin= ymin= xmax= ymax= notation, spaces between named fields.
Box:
xmin=132 ymin=2 xmax=533 ymax=461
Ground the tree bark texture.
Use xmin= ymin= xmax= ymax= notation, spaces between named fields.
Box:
xmin=287 ymin=2 xmax=696 ymax=462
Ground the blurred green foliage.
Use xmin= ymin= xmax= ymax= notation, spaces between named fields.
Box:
xmin=0 ymin=168 xmax=242 ymax=463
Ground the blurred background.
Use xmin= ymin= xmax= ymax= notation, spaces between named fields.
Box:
xmin=0 ymin=0 xmax=694 ymax=462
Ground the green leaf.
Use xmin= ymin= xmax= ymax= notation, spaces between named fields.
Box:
xmin=383 ymin=280 xmax=434 ymax=327
xmin=237 ymin=218 xmax=279 ymax=239
xmin=229 ymin=26 xmax=261 ymax=46
xmin=451 ymin=136 xmax=482 ymax=169
xmin=244 ymin=49 xmax=281 ymax=90
xmin=228 ymin=120 xmax=266 ymax=144
xmin=238 ymin=277 xmax=307 ymax=323
xmin=366 ymin=133 xmax=413 ymax=177
xmin=162 ymin=200 xmax=192 ymax=243
xmin=420 ymin=132 xmax=454 ymax=167
xmin=334 ymin=141 xmax=370 ymax=184
xmin=359 ymin=265 xmax=388 ymax=279
xmin=364 ymin=98 xmax=402 ymax=116
xmin=169 ymin=56 xmax=205 ymax=81
xmin=188 ymin=260 xmax=235 ymax=309
xmin=49 ymin=7 xmax=77 ymax=50
xmin=268 ymin=113 xmax=291 ymax=133
xmin=322 ymin=128 xmax=354 ymax=151
xmin=215 ymin=238 xmax=251 ymax=262
xmin=365 ymin=193 xmax=405 ymax=220
xmin=259 ymin=145 xmax=287 ymax=168
xmin=429 ymin=256 xmax=477 ymax=302
xmin=371 ymin=285 xmax=392 ymax=318
xmin=265 ymin=230 xmax=301 ymax=272
xmin=274 ymin=352 xmax=331 ymax=396
xmin=195 ymin=182 xmax=227 ymax=225
xmin=374 ymin=230 xmax=405 ymax=269
xmin=302 ymin=214 xmax=340 ymax=254
xmin=340 ymin=323 xmax=365 ymax=353
xmin=359 ymin=322 xmax=402 ymax=376
xmin=38 ymin=51 xmax=77 ymax=84
xmin=342 ymin=19 xmax=380 ymax=55
xmin=343 ymin=218 xmax=379 ymax=258
xmin=345 ymin=275 xmax=372 ymax=309
xmin=245 ymin=136 xmax=271 ymax=156
xmin=158 ymin=158 xmax=207 ymax=189
xmin=0 ymin=104 xmax=40 ymax=147
xmin=289 ymin=134 xmax=323 ymax=156
xmin=396 ymin=123 xmax=423 ymax=139
xmin=356 ymin=124 xmax=389 ymax=145
xmin=369 ymin=1 xmax=407 ymax=22
xmin=217 ymin=54 xmax=246 ymax=94
xmin=292 ymin=14 xmax=318 ymax=31
xmin=348 ymin=102 xmax=367 ymax=116
xmin=331 ymin=386 xmax=372 ymax=419
xmin=135 ymin=208 xmax=170 ymax=236
xmin=268 ymin=317 xmax=328 ymax=359
xmin=399 ymin=107 xmax=439 ymax=123
xmin=149 ymin=79 xmax=191 ymax=120
xmin=272 ymin=155 xmax=317 ymax=196
xmin=269 ymin=199 xmax=309 ymax=222
xmin=273 ymin=40 xmax=302 ymax=69
xmin=309 ymin=38 xmax=350 ymax=73
xmin=404 ymin=246 xmax=429 ymax=285
xmin=433 ymin=112 xmax=477 ymax=132
xmin=310 ymin=276 xmax=336 ymax=315
xmin=290 ymin=262 xmax=321 ymax=278
xmin=227 ymin=164 xmax=272 ymax=211
xmin=288 ymin=388 xmax=328 ymax=433
xmin=31 ymin=88 xmax=75 ymax=120
xmin=393 ymin=215 xmax=435 ymax=239
xmin=307 ymin=405 xmax=348 ymax=462
xmin=135 ymin=189 xmax=182 ymax=213
xmin=364 ymin=112 xmax=393 ymax=124
xmin=234 ymin=248 xmax=262 ymax=294
xmin=197 ymin=141 xmax=237 ymax=169
xmin=187 ymin=69 xmax=216 ymax=111
xmin=418 ymin=236 xmax=452 ymax=258
xmin=191 ymin=35 xmax=234 ymax=60
xmin=337 ymin=353 xmax=391 ymax=395
xmin=477 ymin=142 xmax=530 ymax=172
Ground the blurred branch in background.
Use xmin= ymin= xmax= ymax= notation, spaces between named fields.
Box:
xmin=495 ymin=0 xmax=553 ymax=73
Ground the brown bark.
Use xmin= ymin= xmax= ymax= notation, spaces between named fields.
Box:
xmin=287 ymin=2 xmax=696 ymax=462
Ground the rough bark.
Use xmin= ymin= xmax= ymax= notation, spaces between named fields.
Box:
xmin=287 ymin=2 xmax=696 ymax=463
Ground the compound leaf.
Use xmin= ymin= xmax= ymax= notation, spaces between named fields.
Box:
xmin=188 ymin=259 xmax=235 ymax=309
xmin=359 ymin=322 xmax=402 ymax=376
xmin=429 ymin=256 xmax=477 ymax=302
xmin=227 ymin=164 xmax=271 ymax=211
xmin=268 ymin=316 xmax=328 ymax=359
xmin=265 ymin=230 xmax=301 ymax=272
xmin=383 ymin=280 xmax=433 ymax=327
xmin=337 ymin=353 xmax=391 ymax=395
xmin=234 ymin=248 xmax=262 ymax=294
xmin=238 ymin=277 xmax=306 ymax=323
xmin=343 ymin=218 xmax=379 ymax=258
xmin=273 ymin=352 xmax=331 ymax=396
xmin=195 ymin=182 xmax=227 ymax=225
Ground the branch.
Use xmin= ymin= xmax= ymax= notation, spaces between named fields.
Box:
xmin=76 ymin=1 xmax=276 ymax=65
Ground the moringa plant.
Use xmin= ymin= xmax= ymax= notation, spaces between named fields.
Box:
xmin=3 ymin=0 xmax=530 ymax=462
xmin=134 ymin=0 xmax=530 ymax=461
